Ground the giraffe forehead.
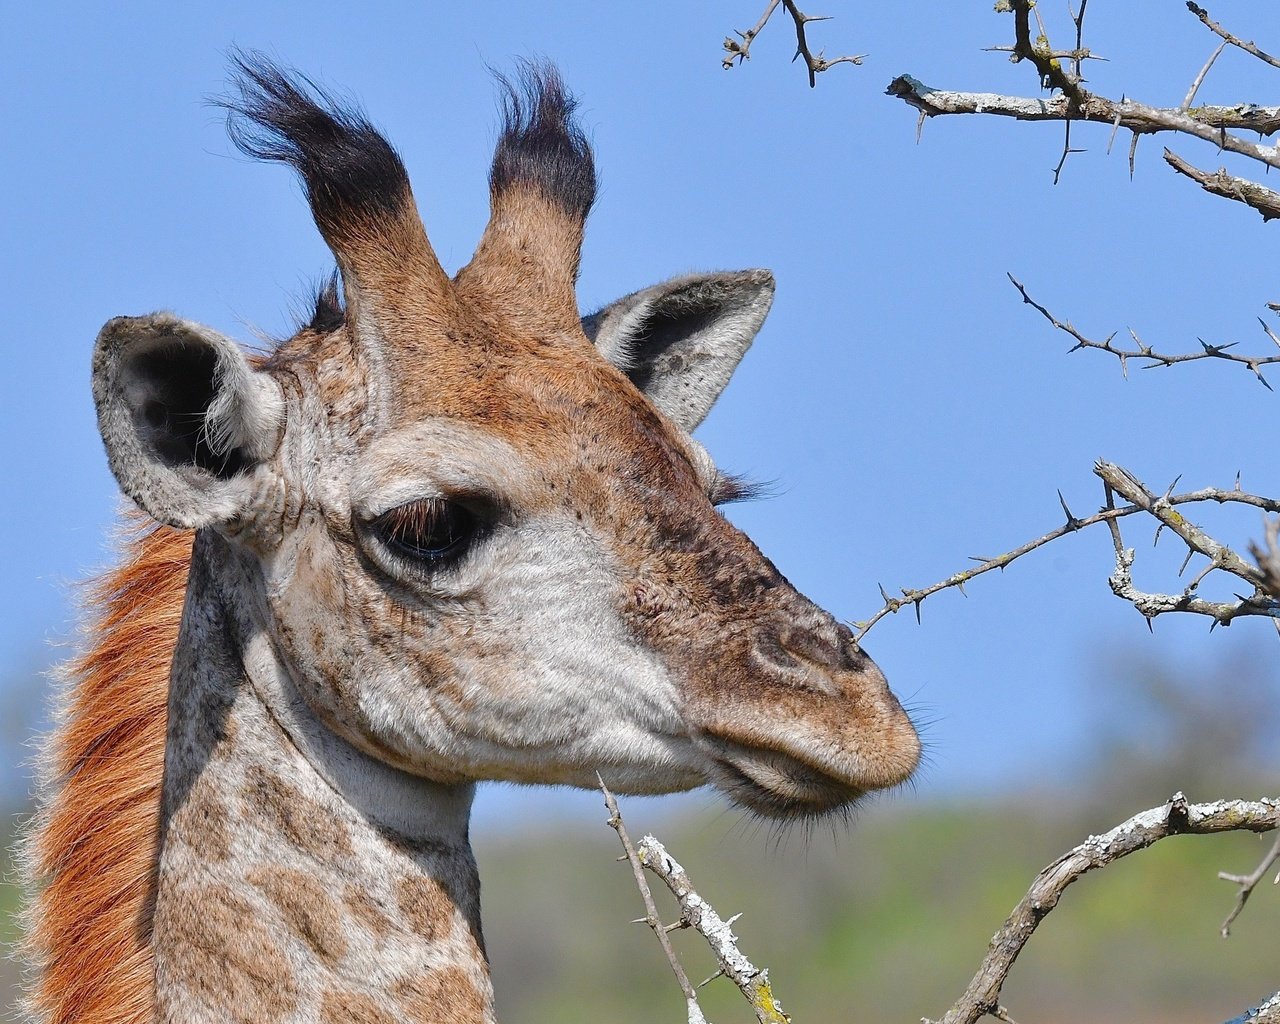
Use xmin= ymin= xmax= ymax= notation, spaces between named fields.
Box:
xmin=358 ymin=342 xmax=707 ymax=497
xmin=351 ymin=418 xmax=543 ymax=515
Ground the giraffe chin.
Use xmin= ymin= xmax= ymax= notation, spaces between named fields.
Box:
xmin=702 ymin=739 xmax=874 ymax=820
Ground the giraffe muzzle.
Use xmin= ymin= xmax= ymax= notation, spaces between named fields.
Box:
xmin=688 ymin=621 xmax=921 ymax=818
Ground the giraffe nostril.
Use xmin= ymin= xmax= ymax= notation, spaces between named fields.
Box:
xmin=750 ymin=629 xmax=802 ymax=672
xmin=751 ymin=623 xmax=849 ymax=676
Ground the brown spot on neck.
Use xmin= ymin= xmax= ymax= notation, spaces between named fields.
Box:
xmin=396 ymin=967 xmax=490 ymax=1024
xmin=241 ymin=764 xmax=355 ymax=864
xmin=156 ymin=880 xmax=300 ymax=1023
xmin=249 ymin=866 xmax=349 ymax=967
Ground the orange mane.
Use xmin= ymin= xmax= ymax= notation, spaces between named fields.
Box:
xmin=22 ymin=521 xmax=192 ymax=1024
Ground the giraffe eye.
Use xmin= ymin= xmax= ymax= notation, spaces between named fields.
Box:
xmin=372 ymin=498 xmax=478 ymax=565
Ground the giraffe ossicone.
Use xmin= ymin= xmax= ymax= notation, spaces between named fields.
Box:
xmin=27 ymin=53 xmax=920 ymax=1024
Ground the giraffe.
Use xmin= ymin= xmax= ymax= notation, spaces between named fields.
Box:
xmin=22 ymin=55 xmax=921 ymax=1024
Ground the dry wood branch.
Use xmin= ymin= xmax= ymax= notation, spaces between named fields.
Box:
xmin=1218 ymin=830 xmax=1280 ymax=936
xmin=1186 ymin=2 xmax=1280 ymax=71
xmin=1097 ymin=463 xmax=1280 ymax=629
xmin=782 ymin=0 xmax=864 ymax=87
xmin=885 ymin=78 xmax=1280 ymax=158
xmin=928 ymin=793 xmax=1280 ymax=1024
xmin=1226 ymin=991 xmax=1280 ymax=1024
xmin=722 ymin=0 xmax=781 ymax=69
xmin=853 ymin=464 xmax=1280 ymax=639
xmin=604 ymin=788 xmax=789 ymax=1024
xmin=602 ymin=783 xmax=708 ymax=1024
xmin=1250 ymin=518 xmax=1280 ymax=598
xmin=1164 ymin=148 xmax=1280 ymax=222
xmin=1009 ymin=274 xmax=1280 ymax=387
xmin=1104 ymin=544 xmax=1264 ymax=626
xmin=885 ymin=5 xmax=1280 ymax=215
xmin=722 ymin=0 xmax=863 ymax=85
xmin=1002 ymin=0 xmax=1084 ymax=99
xmin=1183 ymin=41 xmax=1228 ymax=110
xmin=636 ymin=835 xmax=790 ymax=1024
xmin=1096 ymin=462 xmax=1267 ymax=588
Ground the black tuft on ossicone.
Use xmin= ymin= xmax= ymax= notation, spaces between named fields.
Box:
xmin=490 ymin=63 xmax=597 ymax=221
xmin=306 ymin=270 xmax=346 ymax=333
xmin=222 ymin=50 xmax=411 ymax=242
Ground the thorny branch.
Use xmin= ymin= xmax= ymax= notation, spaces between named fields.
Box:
xmin=1219 ymin=830 xmax=1280 ymax=937
xmin=1186 ymin=2 xmax=1280 ymax=71
xmin=929 ymin=793 xmax=1280 ymax=1024
xmin=602 ymin=782 xmax=707 ymax=1024
xmin=1164 ymin=148 xmax=1280 ymax=223
xmin=852 ymin=463 xmax=1280 ymax=641
xmin=1097 ymin=463 xmax=1280 ymax=630
xmin=1251 ymin=518 xmax=1280 ymax=598
xmin=606 ymin=791 xmax=1280 ymax=1024
xmin=849 ymin=463 xmax=1280 ymax=640
xmin=1009 ymin=275 xmax=1280 ymax=388
xmin=884 ymin=2 xmax=1280 ymax=221
xmin=604 ymin=786 xmax=789 ymax=1024
xmin=722 ymin=0 xmax=865 ymax=87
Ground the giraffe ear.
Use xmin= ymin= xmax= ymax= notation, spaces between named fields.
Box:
xmin=92 ymin=314 xmax=284 ymax=529
xmin=582 ymin=269 xmax=775 ymax=431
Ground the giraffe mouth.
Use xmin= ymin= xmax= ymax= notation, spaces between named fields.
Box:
xmin=704 ymin=739 xmax=867 ymax=819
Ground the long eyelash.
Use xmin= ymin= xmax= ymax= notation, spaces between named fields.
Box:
xmin=369 ymin=498 xmax=480 ymax=576
xmin=711 ymin=472 xmax=774 ymax=506
xmin=378 ymin=498 xmax=450 ymax=540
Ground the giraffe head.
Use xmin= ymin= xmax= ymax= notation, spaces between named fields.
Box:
xmin=91 ymin=56 xmax=919 ymax=819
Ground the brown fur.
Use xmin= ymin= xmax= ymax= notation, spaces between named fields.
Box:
xmin=319 ymin=988 xmax=398 ymax=1024
xmin=394 ymin=875 xmax=454 ymax=943
xmin=157 ymin=880 xmax=300 ymax=1022
xmin=240 ymin=763 xmax=356 ymax=864
xmin=396 ymin=967 xmax=489 ymax=1024
xmin=248 ymin=867 xmax=350 ymax=967
xmin=23 ymin=520 xmax=190 ymax=1024
xmin=343 ymin=883 xmax=395 ymax=940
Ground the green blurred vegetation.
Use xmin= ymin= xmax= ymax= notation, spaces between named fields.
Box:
xmin=2 ymin=650 xmax=1276 ymax=1022
xmin=477 ymin=798 xmax=1277 ymax=1024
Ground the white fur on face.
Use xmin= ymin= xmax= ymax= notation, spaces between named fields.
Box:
xmin=262 ymin=418 xmax=707 ymax=796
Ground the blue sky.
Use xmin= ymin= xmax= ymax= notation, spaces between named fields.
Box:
xmin=3 ymin=3 xmax=1277 ymax=825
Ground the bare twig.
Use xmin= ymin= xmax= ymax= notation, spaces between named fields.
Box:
xmin=722 ymin=0 xmax=781 ymax=69
xmin=927 ymin=793 xmax=1280 ymax=1024
xmin=1186 ymin=2 xmax=1280 ymax=71
xmin=782 ymin=0 xmax=864 ymax=87
xmin=1104 ymin=544 xmax=1268 ymax=627
xmin=1009 ymin=274 xmax=1280 ymax=387
xmin=1069 ymin=0 xmax=1091 ymax=82
xmin=1002 ymin=0 xmax=1090 ymax=180
xmin=885 ymin=80 xmax=1280 ymax=161
xmin=604 ymin=787 xmax=790 ymax=1024
xmin=985 ymin=45 xmax=1100 ymax=64
xmin=1182 ymin=41 xmax=1227 ymax=110
xmin=1218 ymin=830 xmax=1280 ymax=936
xmin=1164 ymin=149 xmax=1280 ymax=223
xmin=1096 ymin=462 xmax=1267 ymax=588
xmin=885 ymin=3 xmax=1280 ymax=216
xmin=1250 ymin=518 xmax=1280 ymax=598
xmin=636 ymin=835 xmax=790 ymax=1024
xmin=602 ymin=782 xmax=709 ymax=1024
xmin=1003 ymin=0 xmax=1084 ymax=99
xmin=1096 ymin=463 xmax=1280 ymax=629
xmin=722 ymin=0 xmax=863 ymax=85
xmin=852 ymin=471 xmax=1280 ymax=639
xmin=1224 ymin=991 xmax=1280 ymax=1024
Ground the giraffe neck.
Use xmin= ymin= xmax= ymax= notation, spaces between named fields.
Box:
xmin=153 ymin=532 xmax=496 ymax=1023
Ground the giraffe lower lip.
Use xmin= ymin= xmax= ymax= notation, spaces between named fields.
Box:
xmin=707 ymin=744 xmax=865 ymax=818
